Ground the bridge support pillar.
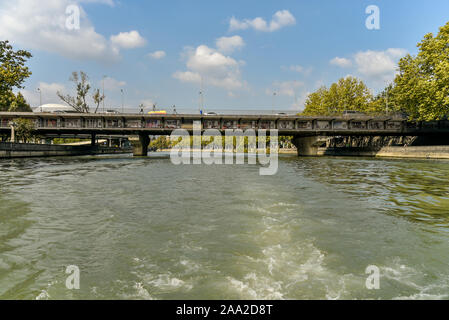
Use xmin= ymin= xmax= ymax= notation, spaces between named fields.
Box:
xmin=131 ymin=134 xmax=150 ymax=156
xmin=91 ymin=133 xmax=96 ymax=146
xmin=292 ymin=136 xmax=321 ymax=156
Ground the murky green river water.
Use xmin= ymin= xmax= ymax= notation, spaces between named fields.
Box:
xmin=0 ymin=154 xmax=448 ymax=299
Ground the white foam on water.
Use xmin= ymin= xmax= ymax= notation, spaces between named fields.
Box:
xmin=394 ymin=292 xmax=449 ymax=300
xmin=134 ymin=270 xmax=194 ymax=295
xmin=147 ymin=274 xmax=186 ymax=290
xmin=179 ymin=259 xmax=201 ymax=273
xmin=382 ymin=258 xmax=449 ymax=300
xmin=35 ymin=290 xmax=50 ymax=300
xmin=133 ymin=282 xmax=154 ymax=300
xmin=226 ymin=273 xmax=284 ymax=300
xmin=223 ymin=201 xmax=355 ymax=299
xmin=34 ymin=280 xmax=59 ymax=300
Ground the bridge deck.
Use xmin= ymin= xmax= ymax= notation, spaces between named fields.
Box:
xmin=1 ymin=112 xmax=448 ymax=136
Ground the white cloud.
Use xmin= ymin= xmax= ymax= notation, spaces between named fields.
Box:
xmin=289 ymin=65 xmax=304 ymax=72
xmin=327 ymin=49 xmax=407 ymax=86
xmin=229 ymin=10 xmax=296 ymax=32
xmin=354 ymin=48 xmax=407 ymax=82
xmin=173 ymin=45 xmax=244 ymax=90
xmin=216 ymin=36 xmax=245 ymax=54
xmin=281 ymin=65 xmax=313 ymax=75
xmin=0 ymin=0 xmax=144 ymax=62
xmin=101 ymin=77 xmax=126 ymax=91
xmin=20 ymin=82 xmax=67 ymax=107
xmin=148 ymin=50 xmax=166 ymax=59
xmin=79 ymin=0 xmax=116 ymax=6
xmin=140 ymin=99 xmax=156 ymax=108
xmin=39 ymin=82 xmax=67 ymax=95
xmin=330 ymin=57 xmax=352 ymax=68
xmin=20 ymin=89 xmax=40 ymax=108
xmin=268 ymin=80 xmax=304 ymax=97
xmin=110 ymin=30 xmax=146 ymax=49
xmin=173 ymin=71 xmax=202 ymax=83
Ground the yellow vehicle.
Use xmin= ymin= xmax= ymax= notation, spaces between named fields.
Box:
xmin=148 ymin=110 xmax=167 ymax=115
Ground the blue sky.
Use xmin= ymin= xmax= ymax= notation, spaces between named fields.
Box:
xmin=1 ymin=0 xmax=449 ymax=112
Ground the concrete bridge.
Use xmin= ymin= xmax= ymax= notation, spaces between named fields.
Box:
xmin=1 ymin=112 xmax=449 ymax=156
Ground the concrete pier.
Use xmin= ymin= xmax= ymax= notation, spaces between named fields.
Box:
xmin=292 ymin=136 xmax=326 ymax=156
xmin=130 ymin=134 xmax=150 ymax=156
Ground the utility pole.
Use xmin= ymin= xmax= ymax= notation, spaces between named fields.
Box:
xmin=385 ymin=87 xmax=389 ymax=115
xmin=102 ymin=75 xmax=107 ymax=113
xmin=199 ymin=76 xmax=204 ymax=114
xmin=37 ymin=88 xmax=42 ymax=111
xmin=294 ymin=80 xmax=298 ymax=109
xmin=121 ymin=89 xmax=124 ymax=114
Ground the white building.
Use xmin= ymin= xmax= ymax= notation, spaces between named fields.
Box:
xmin=33 ymin=104 xmax=74 ymax=113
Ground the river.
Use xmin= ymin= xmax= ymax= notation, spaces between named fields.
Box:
xmin=0 ymin=154 xmax=448 ymax=299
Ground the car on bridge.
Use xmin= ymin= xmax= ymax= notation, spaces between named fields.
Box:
xmin=342 ymin=110 xmax=366 ymax=117
xmin=105 ymin=110 xmax=120 ymax=114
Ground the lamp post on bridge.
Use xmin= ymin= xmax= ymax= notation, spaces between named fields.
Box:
xmin=386 ymin=86 xmax=389 ymax=115
xmin=37 ymin=88 xmax=42 ymax=111
xmin=102 ymin=75 xmax=107 ymax=113
xmin=121 ymin=88 xmax=124 ymax=114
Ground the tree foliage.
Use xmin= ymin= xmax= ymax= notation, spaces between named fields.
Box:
xmin=369 ymin=83 xmax=398 ymax=116
xmin=302 ymin=77 xmax=374 ymax=116
xmin=57 ymin=71 xmax=104 ymax=113
xmin=393 ymin=21 xmax=449 ymax=120
xmin=0 ymin=40 xmax=32 ymax=112
xmin=149 ymin=136 xmax=171 ymax=151
xmin=15 ymin=118 xmax=36 ymax=143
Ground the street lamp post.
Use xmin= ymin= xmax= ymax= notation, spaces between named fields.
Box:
xmin=386 ymin=87 xmax=389 ymax=115
xmin=37 ymin=88 xmax=42 ymax=111
xmin=199 ymin=76 xmax=204 ymax=114
xmin=102 ymin=75 xmax=107 ymax=113
xmin=121 ymin=89 xmax=124 ymax=114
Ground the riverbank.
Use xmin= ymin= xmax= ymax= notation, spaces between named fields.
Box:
xmin=157 ymin=146 xmax=449 ymax=159
xmin=319 ymin=145 xmax=449 ymax=159
xmin=0 ymin=142 xmax=131 ymax=159
xmin=157 ymin=148 xmax=298 ymax=154
xmin=3 ymin=143 xmax=449 ymax=160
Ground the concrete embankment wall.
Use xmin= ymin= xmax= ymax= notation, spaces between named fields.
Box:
xmin=319 ymin=146 xmax=449 ymax=159
xmin=0 ymin=142 xmax=131 ymax=159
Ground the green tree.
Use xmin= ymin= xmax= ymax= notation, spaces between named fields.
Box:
xmin=15 ymin=118 xmax=36 ymax=143
xmin=368 ymin=83 xmax=399 ymax=115
xmin=302 ymin=77 xmax=373 ymax=116
xmin=302 ymin=86 xmax=328 ymax=116
xmin=393 ymin=21 xmax=449 ymax=120
xmin=57 ymin=71 xmax=104 ymax=113
xmin=150 ymin=136 xmax=170 ymax=151
xmin=0 ymin=40 xmax=32 ymax=112
xmin=0 ymin=90 xmax=32 ymax=112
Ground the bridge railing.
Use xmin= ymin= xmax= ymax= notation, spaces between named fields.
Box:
xmin=1 ymin=113 xmax=448 ymax=133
